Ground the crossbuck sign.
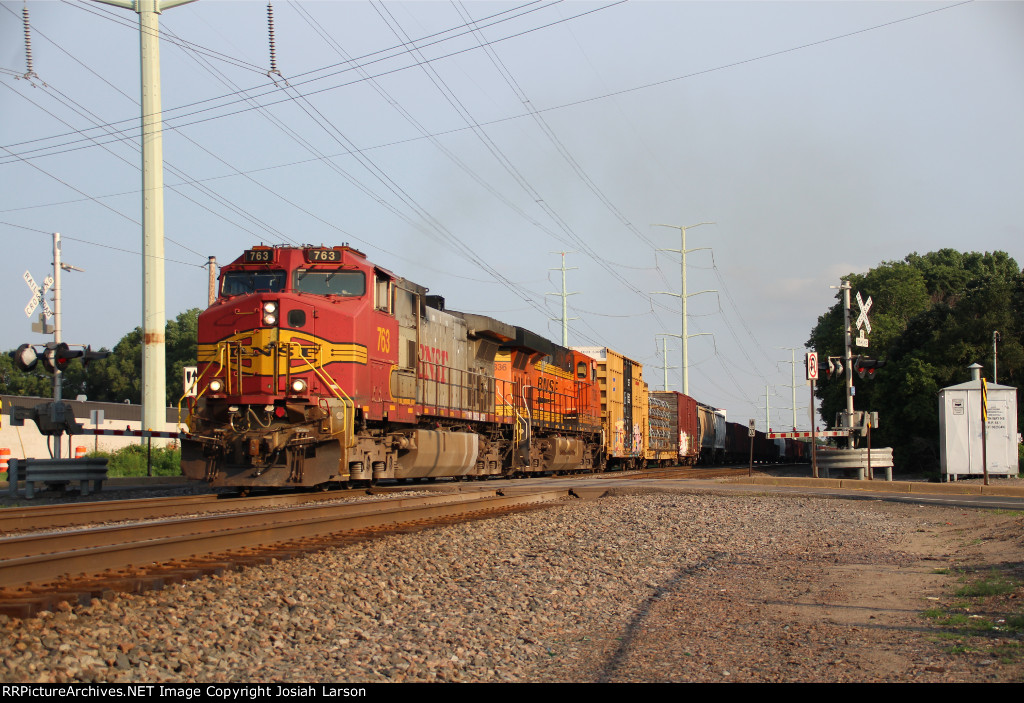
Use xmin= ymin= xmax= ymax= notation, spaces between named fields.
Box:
xmin=854 ymin=292 xmax=872 ymax=347
xmin=23 ymin=270 xmax=53 ymax=319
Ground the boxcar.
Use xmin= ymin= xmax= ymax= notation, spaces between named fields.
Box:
xmin=573 ymin=347 xmax=648 ymax=469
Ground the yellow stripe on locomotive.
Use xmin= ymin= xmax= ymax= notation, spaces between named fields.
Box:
xmin=197 ymin=328 xmax=368 ymax=377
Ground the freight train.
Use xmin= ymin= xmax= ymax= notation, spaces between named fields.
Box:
xmin=180 ymin=245 xmax=805 ymax=488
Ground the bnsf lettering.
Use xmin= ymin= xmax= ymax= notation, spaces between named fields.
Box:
xmin=234 ymin=344 xmax=315 ymax=358
xmin=418 ymin=345 xmax=448 ymax=383
xmin=537 ymin=377 xmax=559 ymax=393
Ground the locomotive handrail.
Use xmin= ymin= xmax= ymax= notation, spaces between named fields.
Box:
xmin=176 ymin=344 xmax=229 ymax=427
xmin=293 ymin=350 xmax=356 ymax=448
xmin=493 ymin=383 xmax=526 ymax=447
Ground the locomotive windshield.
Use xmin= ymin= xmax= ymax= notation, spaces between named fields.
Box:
xmin=293 ymin=269 xmax=365 ymax=297
xmin=221 ymin=270 xmax=286 ymax=296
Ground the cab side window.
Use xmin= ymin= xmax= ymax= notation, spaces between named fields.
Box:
xmin=375 ymin=273 xmax=392 ymax=313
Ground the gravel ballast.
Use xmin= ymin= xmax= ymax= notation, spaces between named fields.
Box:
xmin=1 ymin=490 xmax=1020 ymax=683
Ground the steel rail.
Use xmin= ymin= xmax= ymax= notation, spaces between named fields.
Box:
xmin=0 ymin=489 xmax=569 ymax=590
xmin=0 ymin=485 xmax=425 ymax=533
xmin=0 ymin=490 xmax=497 ymax=560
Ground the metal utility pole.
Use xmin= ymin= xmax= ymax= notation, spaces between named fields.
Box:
xmin=52 ymin=234 xmax=64 ymax=458
xmin=652 ymin=222 xmax=715 ymax=395
xmin=777 ymin=347 xmax=800 ymax=430
xmin=547 ymin=252 xmax=578 ymax=346
xmin=50 ymin=233 xmax=83 ymax=458
xmin=94 ymin=0 xmax=196 ymax=432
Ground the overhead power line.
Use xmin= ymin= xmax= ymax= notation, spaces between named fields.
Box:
xmin=0 ymin=0 xmax=968 ymax=165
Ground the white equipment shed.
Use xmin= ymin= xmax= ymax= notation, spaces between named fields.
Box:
xmin=938 ymin=366 xmax=1019 ymax=481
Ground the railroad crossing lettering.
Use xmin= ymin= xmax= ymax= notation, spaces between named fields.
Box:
xmin=23 ymin=270 xmax=53 ymax=319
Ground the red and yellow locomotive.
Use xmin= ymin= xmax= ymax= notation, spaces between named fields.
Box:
xmin=181 ymin=245 xmax=604 ymax=487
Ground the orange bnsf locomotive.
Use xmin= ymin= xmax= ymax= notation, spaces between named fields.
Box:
xmin=181 ymin=245 xmax=605 ymax=488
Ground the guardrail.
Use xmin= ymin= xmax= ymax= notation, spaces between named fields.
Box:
xmin=816 ymin=448 xmax=894 ymax=481
xmin=6 ymin=457 xmax=109 ymax=499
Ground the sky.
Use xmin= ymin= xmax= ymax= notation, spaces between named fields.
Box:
xmin=1 ymin=0 xmax=1022 ymax=431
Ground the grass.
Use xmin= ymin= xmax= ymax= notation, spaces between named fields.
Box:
xmin=921 ymin=565 xmax=1024 ymax=662
xmin=955 ymin=570 xmax=1018 ymax=598
xmin=992 ymin=642 xmax=1023 ymax=664
xmin=87 ymin=443 xmax=182 ymax=477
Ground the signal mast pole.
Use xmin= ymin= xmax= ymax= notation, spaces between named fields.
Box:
xmin=830 ymin=280 xmax=857 ymax=448
xmin=93 ymin=0 xmax=196 ymax=432
xmin=52 ymin=233 xmax=64 ymax=458
xmin=49 ymin=232 xmax=83 ymax=457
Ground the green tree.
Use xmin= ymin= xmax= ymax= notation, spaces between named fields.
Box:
xmin=0 ymin=351 xmax=55 ymax=397
xmin=2 ymin=308 xmax=201 ymax=407
xmin=808 ymin=250 xmax=1023 ymax=472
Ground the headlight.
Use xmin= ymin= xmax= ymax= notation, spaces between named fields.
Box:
xmin=290 ymin=379 xmax=308 ymax=393
xmin=208 ymin=379 xmax=223 ymax=393
xmin=263 ymin=301 xmax=278 ymax=325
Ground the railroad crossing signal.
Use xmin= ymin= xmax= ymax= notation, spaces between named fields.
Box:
xmin=825 ymin=357 xmax=843 ymax=379
xmin=11 ymin=343 xmax=110 ymax=374
xmin=854 ymin=356 xmax=886 ymax=379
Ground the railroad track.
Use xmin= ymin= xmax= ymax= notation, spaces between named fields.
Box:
xmin=0 ymin=488 xmax=570 ymax=617
xmin=598 ymin=465 xmax=757 ymax=481
xmin=0 ymin=484 xmax=436 ymax=533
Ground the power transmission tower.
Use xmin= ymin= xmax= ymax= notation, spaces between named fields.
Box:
xmin=547 ymin=251 xmax=578 ymax=347
xmin=777 ymin=347 xmax=802 ymax=430
xmin=652 ymin=222 xmax=715 ymax=395
xmin=655 ymin=336 xmax=678 ymax=391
